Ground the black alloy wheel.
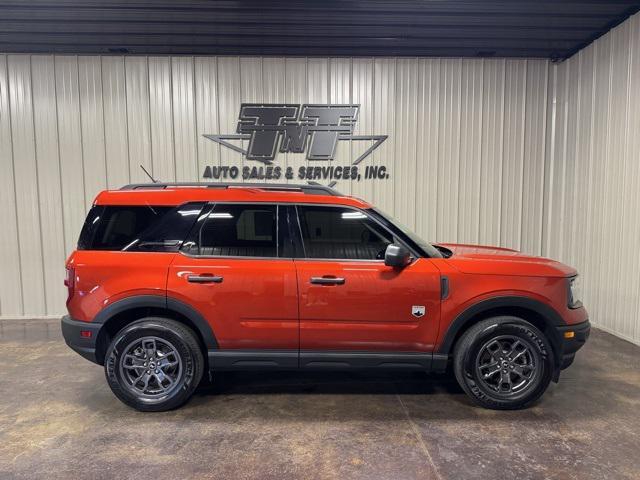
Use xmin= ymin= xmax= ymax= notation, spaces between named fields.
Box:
xmin=453 ymin=316 xmax=554 ymax=410
xmin=105 ymin=317 xmax=204 ymax=411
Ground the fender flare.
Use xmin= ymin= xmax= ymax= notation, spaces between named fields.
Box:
xmin=438 ymin=296 xmax=564 ymax=355
xmin=94 ymin=294 xmax=218 ymax=350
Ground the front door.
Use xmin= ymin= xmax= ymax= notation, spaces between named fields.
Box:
xmin=167 ymin=203 xmax=298 ymax=351
xmin=293 ymin=205 xmax=441 ymax=353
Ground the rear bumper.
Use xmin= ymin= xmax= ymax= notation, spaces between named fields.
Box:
xmin=555 ymin=319 xmax=591 ymax=369
xmin=61 ymin=315 xmax=102 ymax=364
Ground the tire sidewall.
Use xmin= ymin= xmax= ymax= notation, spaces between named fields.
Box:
xmin=457 ymin=319 xmax=554 ymax=408
xmin=105 ymin=319 xmax=200 ymax=410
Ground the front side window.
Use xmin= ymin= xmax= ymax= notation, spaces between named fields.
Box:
xmin=297 ymin=206 xmax=393 ymax=260
xmin=183 ymin=204 xmax=280 ymax=257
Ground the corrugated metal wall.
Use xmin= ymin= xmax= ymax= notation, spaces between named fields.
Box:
xmin=0 ymin=12 xmax=638 ymax=346
xmin=544 ymin=12 xmax=640 ymax=344
xmin=0 ymin=55 xmax=550 ymax=318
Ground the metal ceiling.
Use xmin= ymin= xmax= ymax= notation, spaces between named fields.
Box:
xmin=0 ymin=0 xmax=639 ymax=60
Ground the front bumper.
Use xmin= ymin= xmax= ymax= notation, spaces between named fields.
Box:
xmin=555 ymin=319 xmax=591 ymax=369
xmin=61 ymin=315 xmax=102 ymax=364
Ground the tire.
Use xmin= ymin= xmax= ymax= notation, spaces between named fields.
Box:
xmin=453 ymin=316 xmax=554 ymax=410
xmin=104 ymin=317 xmax=204 ymax=412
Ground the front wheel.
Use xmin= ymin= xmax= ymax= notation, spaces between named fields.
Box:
xmin=453 ymin=317 xmax=554 ymax=410
xmin=105 ymin=317 xmax=204 ymax=412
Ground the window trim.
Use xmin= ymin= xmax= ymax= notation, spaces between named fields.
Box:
xmin=292 ymin=204 xmax=420 ymax=262
xmin=178 ymin=202 xmax=291 ymax=260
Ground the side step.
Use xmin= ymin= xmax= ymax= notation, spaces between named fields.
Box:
xmin=208 ymin=350 xmax=450 ymax=372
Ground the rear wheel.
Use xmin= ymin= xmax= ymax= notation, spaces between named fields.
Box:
xmin=105 ymin=317 xmax=204 ymax=411
xmin=453 ymin=316 xmax=554 ymax=410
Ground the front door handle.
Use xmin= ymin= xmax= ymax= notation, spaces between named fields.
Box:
xmin=187 ymin=274 xmax=223 ymax=284
xmin=310 ymin=276 xmax=345 ymax=285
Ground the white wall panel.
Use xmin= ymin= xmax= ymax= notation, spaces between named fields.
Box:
xmin=171 ymin=57 xmax=198 ymax=182
xmin=0 ymin=55 xmax=23 ymax=315
xmin=125 ymin=56 xmax=153 ymax=185
xmin=78 ymin=56 xmax=107 ymax=205
xmin=7 ymin=55 xmax=46 ymax=316
xmin=457 ymin=59 xmax=483 ymax=244
xmin=393 ymin=58 xmax=419 ymax=228
xmin=31 ymin=55 xmax=66 ymax=314
xmin=478 ymin=59 xmax=506 ymax=246
xmin=194 ymin=57 xmax=220 ymax=177
xmin=55 ymin=56 xmax=86 ymax=256
xmin=102 ymin=56 xmax=129 ymax=188
xmin=520 ymin=60 xmax=548 ymax=255
xmin=148 ymin=57 xmax=175 ymax=181
xmin=500 ymin=60 xmax=526 ymax=250
xmin=0 ymin=32 xmax=636 ymax=345
xmin=368 ymin=58 xmax=394 ymax=210
xmin=546 ymin=12 xmax=640 ymax=344
xmin=436 ymin=59 xmax=462 ymax=242
xmin=414 ymin=59 xmax=440 ymax=242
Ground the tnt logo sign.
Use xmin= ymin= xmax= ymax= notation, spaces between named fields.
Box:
xmin=237 ymin=104 xmax=358 ymax=162
xmin=202 ymin=103 xmax=388 ymax=186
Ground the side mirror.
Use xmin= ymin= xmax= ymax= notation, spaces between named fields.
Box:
xmin=384 ymin=243 xmax=411 ymax=268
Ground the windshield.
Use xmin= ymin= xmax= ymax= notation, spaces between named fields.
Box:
xmin=368 ymin=208 xmax=442 ymax=258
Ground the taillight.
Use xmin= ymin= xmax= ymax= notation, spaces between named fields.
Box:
xmin=65 ymin=266 xmax=75 ymax=300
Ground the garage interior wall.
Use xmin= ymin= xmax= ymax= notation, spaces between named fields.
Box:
xmin=0 ymin=13 xmax=638 ymax=345
xmin=544 ymin=12 xmax=640 ymax=345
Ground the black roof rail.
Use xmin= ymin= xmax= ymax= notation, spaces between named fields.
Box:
xmin=119 ymin=182 xmax=341 ymax=196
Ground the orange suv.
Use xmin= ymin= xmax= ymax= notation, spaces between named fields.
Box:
xmin=61 ymin=183 xmax=590 ymax=411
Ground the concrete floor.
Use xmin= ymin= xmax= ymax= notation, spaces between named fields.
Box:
xmin=0 ymin=320 xmax=638 ymax=480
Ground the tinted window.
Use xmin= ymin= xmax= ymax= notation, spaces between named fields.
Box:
xmin=77 ymin=205 xmax=105 ymax=250
xmin=297 ymin=206 xmax=393 ymax=260
xmin=78 ymin=205 xmax=178 ymax=251
xmin=127 ymin=203 xmax=206 ymax=252
xmin=183 ymin=204 xmax=279 ymax=257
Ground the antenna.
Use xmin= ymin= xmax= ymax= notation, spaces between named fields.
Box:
xmin=139 ymin=164 xmax=158 ymax=183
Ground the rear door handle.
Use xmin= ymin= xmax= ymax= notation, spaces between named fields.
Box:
xmin=310 ymin=276 xmax=345 ymax=285
xmin=187 ymin=274 xmax=223 ymax=284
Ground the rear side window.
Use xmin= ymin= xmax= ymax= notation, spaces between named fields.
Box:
xmin=78 ymin=203 xmax=204 ymax=251
xmin=182 ymin=204 xmax=282 ymax=257
xmin=297 ymin=205 xmax=393 ymax=260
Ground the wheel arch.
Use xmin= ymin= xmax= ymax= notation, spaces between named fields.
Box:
xmin=439 ymin=296 xmax=564 ymax=366
xmin=93 ymin=295 xmax=217 ymax=365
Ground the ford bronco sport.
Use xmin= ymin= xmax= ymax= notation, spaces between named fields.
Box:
xmin=62 ymin=183 xmax=590 ymax=411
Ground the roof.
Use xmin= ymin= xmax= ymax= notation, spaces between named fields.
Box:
xmin=2 ymin=0 xmax=640 ymax=60
xmin=93 ymin=183 xmax=372 ymax=209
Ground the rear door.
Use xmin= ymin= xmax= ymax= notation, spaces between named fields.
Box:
xmin=167 ymin=203 xmax=299 ymax=352
xmin=293 ymin=205 xmax=441 ymax=353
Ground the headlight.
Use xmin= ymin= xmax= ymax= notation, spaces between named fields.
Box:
xmin=568 ymin=275 xmax=582 ymax=308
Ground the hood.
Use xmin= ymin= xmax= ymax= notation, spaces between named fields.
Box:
xmin=436 ymin=243 xmax=576 ymax=278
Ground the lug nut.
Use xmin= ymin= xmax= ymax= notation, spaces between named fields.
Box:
xmin=155 ymin=370 xmax=159 ymax=374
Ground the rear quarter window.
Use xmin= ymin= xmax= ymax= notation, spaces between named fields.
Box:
xmin=77 ymin=203 xmax=204 ymax=251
